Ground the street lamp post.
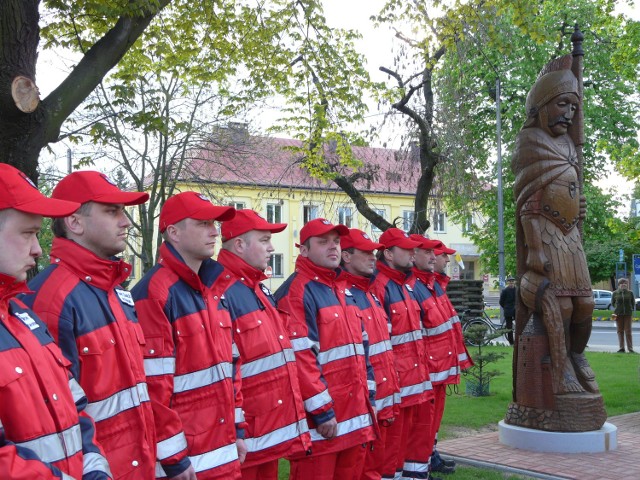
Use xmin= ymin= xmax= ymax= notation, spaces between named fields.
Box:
xmin=496 ymin=76 xmax=506 ymax=290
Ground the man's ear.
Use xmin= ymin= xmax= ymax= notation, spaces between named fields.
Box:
xmin=64 ymin=214 xmax=84 ymax=236
xmin=299 ymin=244 xmax=309 ymax=258
xmin=341 ymin=250 xmax=351 ymax=265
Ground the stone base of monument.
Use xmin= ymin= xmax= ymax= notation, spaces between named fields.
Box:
xmin=499 ymin=420 xmax=617 ymax=453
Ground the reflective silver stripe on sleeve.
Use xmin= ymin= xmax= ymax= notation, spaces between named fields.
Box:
xmin=62 ymin=474 xmax=75 ymax=480
xmin=240 ymin=348 xmax=295 ymax=379
xmin=173 ymin=362 xmax=232 ymax=394
xmin=403 ymin=460 xmax=429 ymax=473
xmin=317 ymin=343 xmax=364 ymax=366
xmin=398 ymin=380 xmax=430 ymax=400
xmin=16 ymin=424 xmax=82 ymax=463
xmin=422 ymin=319 xmax=453 ymax=337
xmin=303 ymin=389 xmax=332 ymax=412
xmin=232 ymin=342 xmax=240 ymax=358
xmin=86 ymin=382 xmax=150 ymax=423
xmin=368 ymin=380 xmax=377 ymax=391
xmin=368 ymin=339 xmax=392 ymax=357
xmin=390 ymin=330 xmax=422 ymax=346
xmin=458 ymin=352 xmax=469 ymax=362
xmin=157 ymin=431 xmax=188 ymax=461
xmin=244 ymin=419 xmax=309 ymax=453
xmin=82 ymin=451 xmax=112 ymax=477
xmin=290 ymin=337 xmax=311 ymax=352
xmin=450 ymin=315 xmax=460 ymax=324
xmin=144 ymin=357 xmax=176 ymax=377
xmin=235 ymin=407 xmax=245 ymax=424
xmin=362 ymin=329 xmax=369 ymax=342
xmin=155 ymin=442 xmax=239 ymax=478
xmin=68 ymin=377 xmax=85 ymax=404
xmin=375 ymin=392 xmax=396 ymax=411
xmin=309 ymin=413 xmax=373 ymax=442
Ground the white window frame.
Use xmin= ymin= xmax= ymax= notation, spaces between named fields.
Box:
xmin=433 ymin=211 xmax=446 ymax=233
xmin=229 ymin=201 xmax=246 ymax=210
xmin=338 ymin=206 xmax=353 ymax=228
xmin=266 ymin=203 xmax=282 ymax=224
xmin=268 ymin=253 xmax=284 ymax=278
xmin=303 ymin=204 xmax=319 ymax=224
xmin=402 ymin=210 xmax=415 ymax=232
xmin=371 ymin=208 xmax=386 ymax=233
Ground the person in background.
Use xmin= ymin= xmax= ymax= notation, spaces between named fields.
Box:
xmin=274 ymin=218 xmax=376 ymax=480
xmin=339 ymin=228 xmax=401 ymax=480
xmin=218 ymin=209 xmax=312 ymax=479
xmin=499 ymin=277 xmax=517 ymax=346
xmin=370 ymin=228 xmax=433 ymax=480
xmin=131 ymin=192 xmax=245 ymax=479
xmin=23 ymin=171 xmax=156 ymax=479
xmin=612 ymin=278 xmax=635 ymax=353
xmin=0 ymin=164 xmax=111 ymax=479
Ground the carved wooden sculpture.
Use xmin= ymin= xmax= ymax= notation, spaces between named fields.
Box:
xmin=505 ymin=27 xmax=607 ymax=432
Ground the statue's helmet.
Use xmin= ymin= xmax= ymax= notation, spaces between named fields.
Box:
xmin=525 ymin=69 xmax=579 ymax=120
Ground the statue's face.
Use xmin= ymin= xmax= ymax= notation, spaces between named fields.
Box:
xmin=542 ymin=92 xmax=579 ymax=136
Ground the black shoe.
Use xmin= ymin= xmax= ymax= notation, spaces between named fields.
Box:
xmin=442 ymin=458 xmax=456 ymax=468
xmin=617 ymin=349 xmax=625 ymax=353
xmin=629 ymin=349 xmax=636 ymax=353
xmin=431 ymin=463 xmax=455 ymax=474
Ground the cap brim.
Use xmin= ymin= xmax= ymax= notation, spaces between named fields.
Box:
xmin=419 ymin=240 xmax=443 ymax=250
xmin=93 ymin=191 xmax=150 ymax=206
xmin=352 ymin=240 xmax=384 ymax=251
xmin=191 ymin=205 xmax=236 ymax=222
xmin=435 ymin=247 xmax=456 ymax=255
xmin=15 ymin=197 xmax=81 ymax=218
xmin=395 ymin=239 xmax=423 ymax=249
xmin=264 ymin=223 xmax=287 ymax=234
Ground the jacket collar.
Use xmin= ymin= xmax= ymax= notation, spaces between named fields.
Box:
xmin=217 ymin=249 xmax=266 ymax=288
xmin=158 ymin=242 xmax=206 ymax=292
xmin=0 ymin=273 xmax=30 ymax=305
xmin=435 ymin=271 xmax=451 ymax=288
xmin=376 ymin=260 xmax=411 ymax=286
xmin=50 ymin=238 xmax=131 ymax=290
xmin=412 ymin=268 xmax=436 ymax=289
xmin=340 ymin=270 xmax=371 ymax=292
xmin=295 ymin=255 xmax=339 ymax=286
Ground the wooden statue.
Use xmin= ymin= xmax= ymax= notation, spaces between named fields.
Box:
xmin=505 ymin=26 xmax=607 ymax=432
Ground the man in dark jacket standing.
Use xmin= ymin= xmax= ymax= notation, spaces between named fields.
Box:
xmin=499 ymin=277 xmax=516 ymax=345
xmin=612 ymin=278 xmax=635 ymax=353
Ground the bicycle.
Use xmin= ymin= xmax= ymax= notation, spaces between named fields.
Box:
xmin=459 ymin=308 xmax=509 ymax=346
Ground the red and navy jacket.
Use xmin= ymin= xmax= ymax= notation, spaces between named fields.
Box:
xmin=23 ymin=238 xmax=156 ymax=480
xmin=274 ymin=256 xmax=376 ymax=457
xmin=217 ymin=249 xmax=312 ymax=467
xmin=341 ymin=271 xmax=400 ymax=422
xmin=131 ymin=242 xmax=243 ymax=480
xmin=1 ymin=273 xmax=111 ymax=480
xmin=370 ymin=261 xmax=431 ymax=407
xmin=410 ymin=269 xmax=459 ymax=385
xmin=433 ymin=273 xmax=473 ymax=370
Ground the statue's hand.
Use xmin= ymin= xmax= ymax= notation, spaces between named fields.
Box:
xmin=579 ymin=195 xmax=587 ymax=220
xmin=526 ymin=249 xmax=551 ymax=274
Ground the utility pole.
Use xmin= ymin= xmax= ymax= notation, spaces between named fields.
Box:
xmin=496 ymin=76 xmax=506 ymax=290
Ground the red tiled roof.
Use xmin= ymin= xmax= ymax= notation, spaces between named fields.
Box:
xmin=182 ymin=135 xmax=423 ymax=196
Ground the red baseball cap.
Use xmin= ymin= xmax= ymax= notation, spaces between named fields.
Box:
xmin=379 ymin=228 xmax=422 ymax=250
xmin=409 ymin=234 xmax=443 ymax=251
xmin=159 ymin=192 xmax=236 ymax=233
xmin=53 ymin=171 xmax=149 ymax=206
xmin=0 ymin=164 xmax=80 ymax=217
xmin=221 ymin=209 xmax=287 ymax=241
xmin=297 ymin=218 xmax=349 ymax=247
xmin=435 ymin=243 xmax=456 ymax=255
xmin=341 ymin=228 xmax=383 ymax=252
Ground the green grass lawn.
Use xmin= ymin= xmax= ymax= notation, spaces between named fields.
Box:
xmin=276 ymin=347 xmax=640 ymax=479
xmin=485 ymin=307 xmax=640 ymax=321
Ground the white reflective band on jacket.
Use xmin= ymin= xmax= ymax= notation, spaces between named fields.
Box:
xmin=399 ymin=380 xmax=431 ymax=399
xmin=240 ymin=348 xmax=295 ymax=379
xmin=390 ymin=330 xmax=422 ymax=346
xmin=173 ymin=362 xmax=232 ymax=394
xmin=368 ymin=339 xmax=392 ymax=357
xmin=429 ymin=366 xmax=458 ymax=383
xmin=82 ymin=451 xmax=112 ymax=477
xmin=403 ymin=460 xmax=429 ymax=473
xmin=290 ymin=337 xmax=311 ymax=352
xmin=86 ymin=382 xmax=150 ymax=423
xmin=317 ymin=343 xmax=364 ymax=366
xmin=375 ymin=391 xmax=400 ymax=411
xmin=68 ymin=377 xmax=85 ymax=404
xmin=303 ymin=389 xmax=332 ymax=412
xmin=144 ymin=357 xmax=176 ymax=377
xmin=157 ymin=431 xmax=188 ymax=461
xmin=235 ymin=407 xmax=245 ymax=424
xmin=155 ymin=442 xmax=239 ymax=478
xmin=244 ymin=419 xmax=309 ymax=453
xmin=309 ymin=413 xmax=373 ymax=442
xmin=422 ymin=319 xmax=453 ymax=337
xmin=16 ymin=424 xmax=82 ymax=463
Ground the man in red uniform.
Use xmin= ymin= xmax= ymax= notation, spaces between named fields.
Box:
xmin=274 ymin=218 xmax=376 ymax=480
xmin=23 ymin=171 xmax=156 ymax=479
xmin=0 ymin=164 xmax=111 ymax=479
xmin=370 ymin=228 xmax=433 ymax=480
xmin=131 ymin=191 xmax=246 ymax=480
xmin=339 ymin=229 xmax=400 ymax=480
xmin=409 ymin=235 xmax=458 ymax=476
xmin=218 ymin=209 xmax=312 ymax=479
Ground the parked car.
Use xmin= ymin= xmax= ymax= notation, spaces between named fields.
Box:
xmin=592 ymin=289 xmax=613 ymax=310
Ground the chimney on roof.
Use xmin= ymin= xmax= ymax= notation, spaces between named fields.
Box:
xmin=228 ymin=122 xmax=249 ymax=143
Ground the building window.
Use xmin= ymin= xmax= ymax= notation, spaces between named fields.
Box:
xmin=338 ymin=207 xmax=353 ymax=227
xmin=267 ymin=204 xmax=282 ymax=224
xmin=463 ymin=215 xmax=473 ymax=233
xmin=268 ymin=254 xmax=284 ymax=277
xmin=372 ymin=208 xmax=386 ymax=233
xmin=402 ymin=210 xmax=415 ymax=232
xmin=303 ymin=205 xmax=319 ymax=224
xmin=433 ymin=211 xmax=446 ymax=233
xmin=229 ymin=201 xmax=245 ymax=210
